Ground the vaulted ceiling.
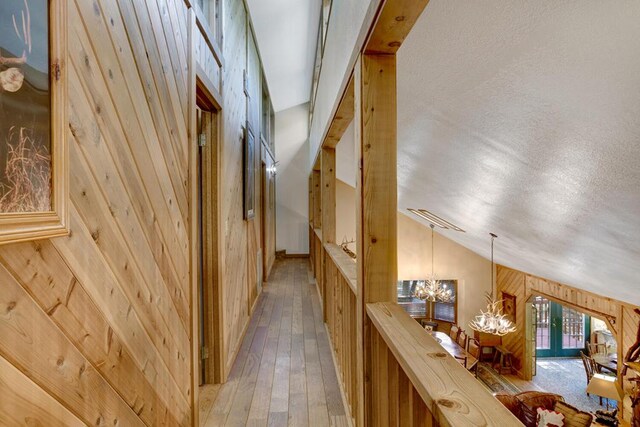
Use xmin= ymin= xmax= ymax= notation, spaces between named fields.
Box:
xmin=246 ymin=0 xmax=321 ymax=112
xmin=396 ymin=1 xmax=640 ymax=305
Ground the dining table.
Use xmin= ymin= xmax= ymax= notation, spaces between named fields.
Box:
xmin=429 ymin=331 xmax=477 ymax=369
xmin=592 ymin=354 xmax=618 ymax=375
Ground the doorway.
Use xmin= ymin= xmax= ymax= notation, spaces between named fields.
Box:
xmin=534 ymin=296 xmax=590 ymax=358
xmin=196 ymin=106 xmax=222 ymax=385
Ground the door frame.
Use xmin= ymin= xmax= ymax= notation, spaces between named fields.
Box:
xmin=196 ymin=106 xmax=223 ymax=385
xmin=194 ymin=77 xmax=224 ymax=385
xmin=524 ymin=291 xmax=616 ymax=380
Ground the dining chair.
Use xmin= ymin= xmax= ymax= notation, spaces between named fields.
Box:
xmin=588 ymin=342 xmax=607 ymax=356
xmin=449 ymin=324 xmax=460 ymax=342
xmin=454 ymin=354 xmax=467 ymax=368
xmin=467 ymin=338 xmax=480 ymax=377
xmin=457 ymin=329 xmax=468 ymax=350
xmin=581 ymin=351 xmax=603 ymax=405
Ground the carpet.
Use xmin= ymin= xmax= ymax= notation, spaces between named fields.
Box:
xmin=533 ymin=358 xmax=617 ymax=413
xmin=477 ymin=362 xmax=522 ymax=394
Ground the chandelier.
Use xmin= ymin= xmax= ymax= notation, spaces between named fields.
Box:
xmin=413 ymin=225 xmax=453 ymax=303
xmin=469 ymin=233 xmax=516 ymax=336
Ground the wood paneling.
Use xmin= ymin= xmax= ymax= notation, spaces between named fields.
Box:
xmin=0 ymin=355 xmax=84 ymax=427
xmin=0 ymin=0 xmax=275 ymax=424
xmin=0 ymin=0 xmax=193 ymax=423
xmin=219 ymin=0 xmax=271 ymax=380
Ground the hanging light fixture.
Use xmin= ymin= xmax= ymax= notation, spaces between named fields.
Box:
xmin=413 ymin=224 xmax=453 ymax=303
xmin=469 ymin=233 xmax=516 ymax=336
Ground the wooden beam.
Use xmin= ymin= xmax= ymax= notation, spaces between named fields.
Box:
xmin=355 ymin=52 xmax=398 ymax=427
xmin=321 ymin=148 xmax=336 ymax=245
xmin=321 ymin=147 xmax=336 ymax=322
xmin=312 ymin=170 xmax=322 ymax=229
xmin=323 ymin=76 xmax=355 ymax=149
xmin=365 ymin=0 xmax=431 ymax=54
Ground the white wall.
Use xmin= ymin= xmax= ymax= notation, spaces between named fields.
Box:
xmin=336 ymin=121 xmax=356 ymax=187
xmin=275 ymin=103 xmax=310 ymax=254
xmin=308 ymin=0 xmax=381 ymax=167
xmin=334 ymin=180 xmax=493 ymax=328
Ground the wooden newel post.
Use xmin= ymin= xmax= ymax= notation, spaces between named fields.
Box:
xmin=355 ymin=52 xmax=398 ymax=426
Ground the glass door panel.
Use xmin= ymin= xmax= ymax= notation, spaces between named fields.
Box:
xmin=534 ymin=296 xmax=552 ymax=357
xmin=535 ymin=298 xmax=590 ymax=358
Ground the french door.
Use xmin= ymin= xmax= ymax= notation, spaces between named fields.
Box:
xmin=534 ymin=296 xmax=590 ymax=358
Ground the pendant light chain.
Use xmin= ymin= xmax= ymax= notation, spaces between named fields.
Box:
xmin=431 ymin=224 xmax=435 ymax=278
xmin=469 ymin=232 xmax=516 ymax=336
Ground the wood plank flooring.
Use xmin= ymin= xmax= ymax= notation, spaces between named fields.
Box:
xmin=201 ymin=259 xmax=349 ymax=426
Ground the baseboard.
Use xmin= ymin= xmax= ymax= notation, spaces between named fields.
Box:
xmin=284 ymin=253 xmax=310 ymax=258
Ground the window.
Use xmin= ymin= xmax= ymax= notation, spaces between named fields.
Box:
xmin=196 ymin=0 xmax=222 ymax=45
xmin=396 ymin=279 xmax=457 ymax=324
xmin=433 ymin=280 xmax=457 ymax=323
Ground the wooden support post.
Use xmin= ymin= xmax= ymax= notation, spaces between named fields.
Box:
xmin=355 ymin=52 xmax=398 ymax=426
xmin=321 ymin=147 xmax=336 ymax=321
xmin=312 ymin=170 xmax=322 ymax=230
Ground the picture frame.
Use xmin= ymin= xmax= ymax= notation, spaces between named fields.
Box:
xmin=0 ymin=0 xmax=68 ymax=244
xmin=243 ymin=122 xmax=255 ymax=220
xmin=502 ymin=291 xmax=516 ymax=324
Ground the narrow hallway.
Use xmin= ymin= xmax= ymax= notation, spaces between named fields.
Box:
xmin=200 ymin=259 xmax=349 ymax=426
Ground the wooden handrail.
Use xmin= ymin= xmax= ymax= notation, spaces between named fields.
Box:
xmin=367 ymin=302 xmax=522 ymax=426
xmin=323 ymin=243 xmax=356 ymax=294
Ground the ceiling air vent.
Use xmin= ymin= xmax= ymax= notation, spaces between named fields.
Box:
xmin=407 ymin=208 xmax=465 ymax=233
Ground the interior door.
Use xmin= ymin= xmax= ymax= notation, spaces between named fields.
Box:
xmin=535 ymin=296 xmax=590 ymax=358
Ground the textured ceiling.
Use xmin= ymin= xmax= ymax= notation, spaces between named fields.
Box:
xmin=246 ymin=0 xmax=320 ymax=112
xmin=397 ymin=0 xmax=640 ymax=305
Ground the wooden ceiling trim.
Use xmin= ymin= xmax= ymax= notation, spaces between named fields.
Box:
xmin=364 ymin=0 xmax=431 ymax=54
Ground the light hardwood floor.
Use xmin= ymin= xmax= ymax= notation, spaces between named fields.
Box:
xmin=200 ymin=259 xmax=349 ymax=426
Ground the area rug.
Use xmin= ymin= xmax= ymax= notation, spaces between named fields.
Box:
xmin=477 ymin=362 xmax=522 ymax=394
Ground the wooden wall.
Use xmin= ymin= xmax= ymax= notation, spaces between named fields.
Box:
xmin=0 ymin=0 xmax=192 ymax=424
xmin=0 ymin=0 xmax=275 ymax=425
xmin=218 ymin=0 xmax=275 ymax=378
xmin=497 ymin=265 xmax=640 ymax=421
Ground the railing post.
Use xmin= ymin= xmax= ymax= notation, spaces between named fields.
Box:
xmin=355 ymin=51 xmax=398 ymax=426
xmin=312 ymin=169 xmax=322 ymax=230
xmin=321 ymin=147 xmax=336 ymax=321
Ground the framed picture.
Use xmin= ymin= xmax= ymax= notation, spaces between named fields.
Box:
xmin=243 ymin=123 xmax=255 ymax=220
xmin=502 ymin=292 xmax=516 ymax=324
xmin=0 ymin=0 xmax=68 ymax=244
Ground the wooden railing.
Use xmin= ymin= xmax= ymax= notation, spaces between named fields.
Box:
xmin=367 ymin=302 xmax=522 ymax=426
xmin=323 ymin=244 xmax=358 ymax=420
xmin=310 ymin=228 xmax=323 ymax=298
xmin=308 ymin=225 xmax=359 ymax=423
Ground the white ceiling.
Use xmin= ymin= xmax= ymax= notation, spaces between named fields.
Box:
xmin=397 ymin=1 xmax=640 ymax=305
xmin=246 ymin=0 xmax=321 ymax=112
